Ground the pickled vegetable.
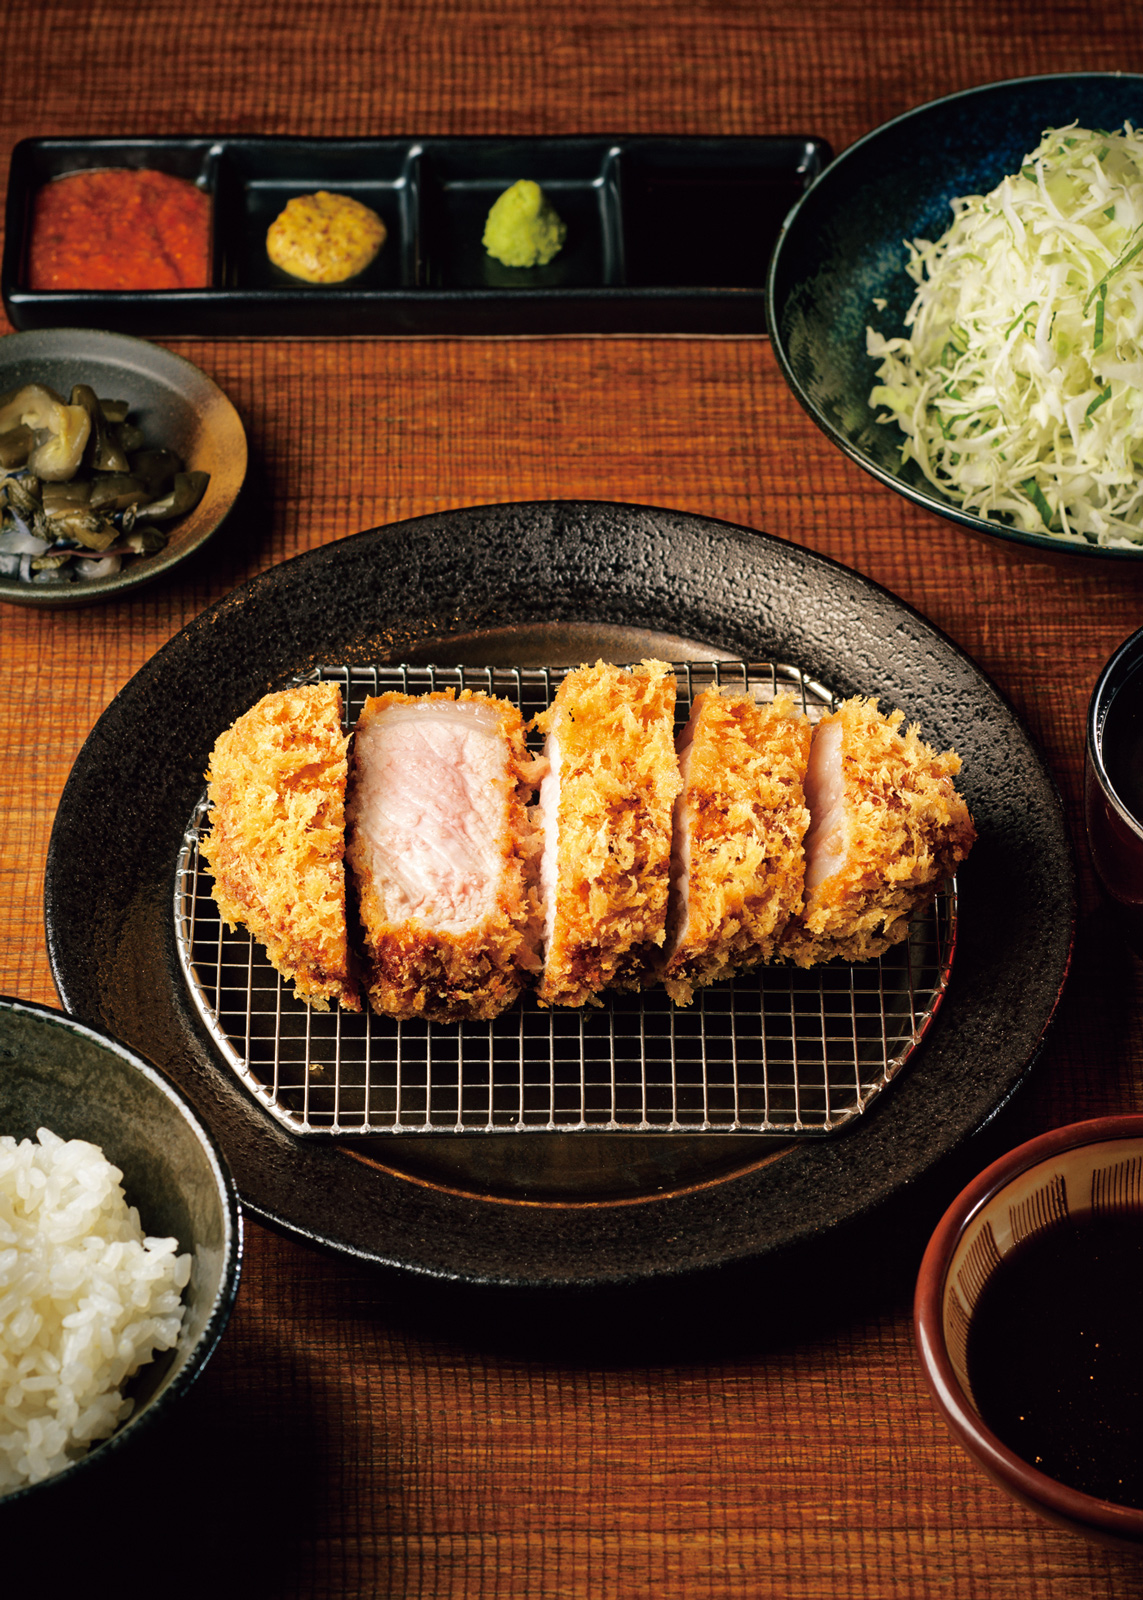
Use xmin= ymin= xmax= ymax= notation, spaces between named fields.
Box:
xmin=0 ymin=381 xmax=210 ymax=585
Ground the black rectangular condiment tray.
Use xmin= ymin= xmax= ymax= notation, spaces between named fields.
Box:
xmin=2 ymin=135 xmax=830 ymax=338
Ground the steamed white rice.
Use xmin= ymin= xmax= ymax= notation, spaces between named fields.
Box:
xmin=0 ymin=1126 xmax=191 ymax=1492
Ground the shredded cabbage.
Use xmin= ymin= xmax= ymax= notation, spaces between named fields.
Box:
xmin=867 ymin=123 xmax=1143 ymax=546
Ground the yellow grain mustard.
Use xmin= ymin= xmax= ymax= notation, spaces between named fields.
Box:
xmin=266 ymin=191 xmax=387 ymax=284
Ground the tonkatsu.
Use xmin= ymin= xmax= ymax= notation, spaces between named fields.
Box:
xmin=662 ymin=688 xmax=812 ymax=1004
xmin=202 ymin=681 xmax=359 ymax=1011
xmin=780 ymin=695 xmax=976 ymax=967
xmin=345 ymin=689 xmax=543 ymax=1022
xmin=534 ymin=659 xmax=682 ymax=1008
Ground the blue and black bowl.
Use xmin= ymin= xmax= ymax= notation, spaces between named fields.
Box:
xmin=767 ymin=72 xmax=1143 ymax=562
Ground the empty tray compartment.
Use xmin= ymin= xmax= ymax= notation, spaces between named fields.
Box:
xmin=618 ymin=137 xmax=824 ymax=289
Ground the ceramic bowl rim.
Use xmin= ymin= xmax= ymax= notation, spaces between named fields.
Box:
xmin=1087 ymin=625 xmax=1143 ymax=842
xmin=914 ymin=1113 xmax=1143 ymax=1542
xmin=766 ymin=70 xmax=1143 ymax=563
xmin=0 ymin=327 xmax=247 ymax=609
xmin=0 ymin=994 xmax=243 ymax=1507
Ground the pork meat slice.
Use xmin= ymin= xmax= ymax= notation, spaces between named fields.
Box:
xmin=661 ymin=688 xmax=811 ymax=1005
xmin=533 ymin=659 xmax=680 ymax=1008
xmin=780 ymin=695 xmax=976 ymax=967
xmin=346 ymin=690 xmax=542 ymax=1022
xmin=202 ymin=682 xmax=360 ymax=1012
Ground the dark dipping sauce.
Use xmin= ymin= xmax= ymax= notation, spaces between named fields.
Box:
xmin=28 ymin=169 xmax=210 ymax=291
xmin=967 ymin=1210 xmax=1143 ymax=1507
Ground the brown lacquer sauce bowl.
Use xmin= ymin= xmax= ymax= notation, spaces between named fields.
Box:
xmin=915 ymin=1116 xmax=1143 ymax=1550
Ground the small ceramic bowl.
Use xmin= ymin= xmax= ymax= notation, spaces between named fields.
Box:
xmin=915 ymin=1115 xmax=1143 ymax=1548
xmin=1085 ymin=626 xmax=1143 ymax=954
xmin=767 ymin=72 xmax=1143 ymax=562
xmin=0 ymin=327 xmax=246 ymax=607
xmin=0 ymin=995 xmax=242 ymax=1505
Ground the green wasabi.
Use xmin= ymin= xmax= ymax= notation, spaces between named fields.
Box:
xmin=482 ymin=179 xmax=566 ymax=268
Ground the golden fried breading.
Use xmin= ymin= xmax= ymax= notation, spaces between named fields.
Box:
xmin=534 ymin=659 xmax=681 ymax=1008
xmin=201 ymin=682 xmax=359 ymax=1011
xmin=780 ymin=695 xmax=976 ymax=967
xmin=345 ymin=690 xmax=543 ymax=1024
xmin=662 ymin=689 xmax=812 ymax=1005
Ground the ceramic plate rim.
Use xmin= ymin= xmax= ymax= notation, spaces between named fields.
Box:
xmin=0 ymin=327 xmax=247 ymax=607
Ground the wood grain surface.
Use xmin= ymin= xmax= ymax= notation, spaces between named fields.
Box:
xmin=3 ymin=2 xmax=1143 ymax=1595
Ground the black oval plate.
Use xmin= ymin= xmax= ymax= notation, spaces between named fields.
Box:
xmin=44 ymin=501 xmax=1074 ymax=1289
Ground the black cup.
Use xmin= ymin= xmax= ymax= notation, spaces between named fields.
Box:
xmin=1085 ymin=626 xmax=1143 ymax=954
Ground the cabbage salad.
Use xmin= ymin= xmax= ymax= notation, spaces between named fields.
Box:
xmin=867 ymin=124 xmax=1143 ymax=545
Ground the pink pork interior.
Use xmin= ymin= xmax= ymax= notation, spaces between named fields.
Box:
xmin=351 ymin=698 xmax=513 ymax=933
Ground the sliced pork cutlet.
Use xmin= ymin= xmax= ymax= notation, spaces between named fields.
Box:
xmin=202 ymin=681 xmax=360 ymax=1012
xmin=661 ymin=688 xmax=812 ymax=1005
xmin=780 ymin=695 xmax=976 ymax=968
xmin=345 ymin=690 xmax=543 ymax=1023
xmin=534 ymin=659 xmax=681 ymax=1008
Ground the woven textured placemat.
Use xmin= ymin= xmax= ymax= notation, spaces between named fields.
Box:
xmin=4 ymin=3 xmax=1143 ymax=1596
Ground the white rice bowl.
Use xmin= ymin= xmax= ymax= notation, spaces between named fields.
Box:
xmin=0 ymin=1126 xmax=191 ymax=1491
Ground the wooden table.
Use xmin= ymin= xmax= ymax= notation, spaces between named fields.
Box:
xmin=4 ymin=2 xmax=1143 ymax=1594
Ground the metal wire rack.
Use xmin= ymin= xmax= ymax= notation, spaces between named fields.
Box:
xmin=175 ymin=660 xmax=957 ymax=1136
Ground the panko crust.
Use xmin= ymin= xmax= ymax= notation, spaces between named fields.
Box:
xmin=662 ymin=690 xmax=812 ymax=1005
xmin=266 ymin=190 xmax=386 ymax=284
xmin=780 ymin=695 xmax=976 ymax=968
xmin=346 ymin=690 xmax=543 ymax=1024
xmin=534 ymin=659 xmax=681 ymax=1008
xmin=202 ymin=683 xmax=359 ymax=1011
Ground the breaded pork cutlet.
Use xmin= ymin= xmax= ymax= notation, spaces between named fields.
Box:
xmin=661 ymin=689 xmax=812 ymax=1005
xmin=780 ymin=695 xmax=976 ymax=967
xmin=202 ymin=682 xmax=359 ymax=1011
xmin=534 ymin=659 xmax=681 ymax=1008
xmin=345 ymin=690 xmax=543 ymax=1024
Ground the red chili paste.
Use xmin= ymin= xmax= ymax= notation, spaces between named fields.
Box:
xmin=28 ymin=168 xmax=211 ymax=291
